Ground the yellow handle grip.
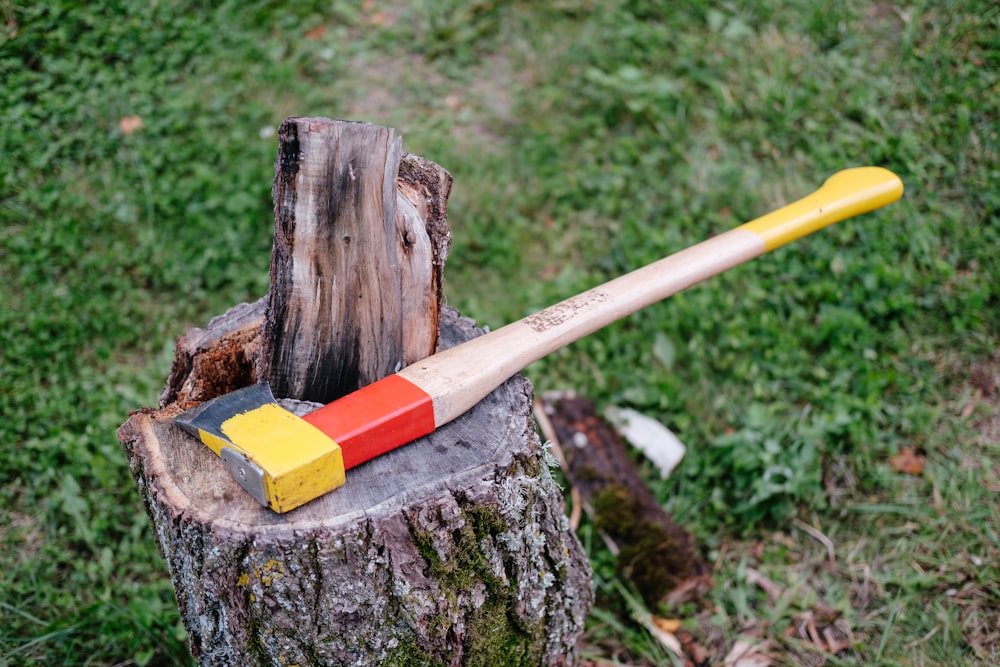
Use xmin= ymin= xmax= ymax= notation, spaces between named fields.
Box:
xmin=739 ymin=166 xmax=904 ymax=252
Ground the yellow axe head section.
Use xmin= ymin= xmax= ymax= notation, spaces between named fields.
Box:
xmin=174 ymin=383 xmax=346 ymax=513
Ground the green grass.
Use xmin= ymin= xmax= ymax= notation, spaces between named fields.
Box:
xmin=2 ymin=1 xmax=997 ymax=664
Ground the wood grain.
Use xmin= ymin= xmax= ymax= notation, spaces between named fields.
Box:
xmin=260 ymin=118 xmax=452 ymax=404
xmin=396 ymin=153 xmax=452 ymax=363
xmin=163 ymin=122 xmax=452 ymax=410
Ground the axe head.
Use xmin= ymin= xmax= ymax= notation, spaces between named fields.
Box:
xmin=173 ymin=382 xmax=345 ymax=513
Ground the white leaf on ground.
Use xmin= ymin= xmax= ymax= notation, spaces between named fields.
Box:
xmin=605 ymin=406 xmax=685 ymax=477
xmin=724 ymin=639 xmax=774 ymax=667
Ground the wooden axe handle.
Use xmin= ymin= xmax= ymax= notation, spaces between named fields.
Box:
xmin=188 ymin=166 xmax=901 ymax=512
xmin=398 ymin=166 xmax=903 ymax=427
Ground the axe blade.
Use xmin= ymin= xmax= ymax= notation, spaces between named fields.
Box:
xmin=173 ymin=382 xmax=281 ymax=448
xmin=173 ymin=382 xmax=346 ymax=513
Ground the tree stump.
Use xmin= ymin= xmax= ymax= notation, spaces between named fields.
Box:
xmin=118 ymin=119 xmax=592 ymax=666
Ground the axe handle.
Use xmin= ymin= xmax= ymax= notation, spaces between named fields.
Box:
xmin=185 ymin=166 xmax=901 ymax=511
xmin=397 ymin=166 xmax=903 ymax=427
xmin=398 ymin=228 xmax=761 ymax=425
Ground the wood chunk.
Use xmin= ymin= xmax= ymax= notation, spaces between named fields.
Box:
xmin=160 ymin=129 xmax=453 ymax=409
xmin=396 ymin=152 xmax=452 ymax=363
xmin=260 ymin=118 xmax=450 ymax=403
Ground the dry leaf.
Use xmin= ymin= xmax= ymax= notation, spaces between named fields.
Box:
xmin=744 ymin=567 xmax=784 ymax=601
xmin=676 ymin=629 xmax=711 ymax=666
xmin=787 ymin=607 xmax=852 ymax=656
xmin=305 ymin=24 xmax=327 ymax=40
xmin=823 ymin=626 xmax=852 ymax=654
xmin=889 ymin=446 xmax=925 ymax=475
xmin=628 ymin=603 xmax=682 ymax=660
xmin=642 ymin=618 xmax=683 ymax=659
xmin=652 ymin=616 xmax=681 ymax=633
xmin=361 ymin=0 xmax=397 ymax=26
xmin=664 ymin=574 xmax=715 ymax=606
xmin=369 ymin=10 xmax=396 ymax=26
xmin=118 ymin=115 xmax=142 ymax=135
xmin=724 ymin=639 xmax=774 ymax=667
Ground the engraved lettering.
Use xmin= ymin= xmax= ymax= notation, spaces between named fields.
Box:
xmin=523 ymin=291 xmax=608 ymax=333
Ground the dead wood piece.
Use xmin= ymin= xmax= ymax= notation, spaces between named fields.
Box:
xmin=539 ymin=392 xmax=708 ymax=607
xmin=160 ymin=298 xmax=265 ymax=409
xmin=395 ymin=152 xmax=452 ymax=363
xmin=260 ymin=118 xmax=452 ymax=404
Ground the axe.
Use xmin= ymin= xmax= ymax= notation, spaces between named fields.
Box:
xmin=175 ymin=167 xmax=903 ymax=512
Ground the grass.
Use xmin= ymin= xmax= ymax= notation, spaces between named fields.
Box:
xmin=1 ymin=0 xmax=997 ymax=664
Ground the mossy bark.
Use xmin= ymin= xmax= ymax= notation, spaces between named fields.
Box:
xmin=539 ymin=393 xmax=707 ymax=607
